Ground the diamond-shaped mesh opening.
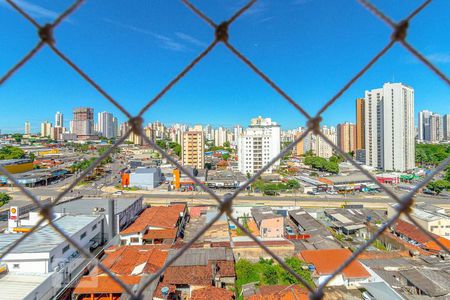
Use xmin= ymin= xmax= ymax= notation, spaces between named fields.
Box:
xmin=0 ymin=0 xmax=448 ymax=299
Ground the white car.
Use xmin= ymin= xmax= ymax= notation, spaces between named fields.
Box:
xmin=113 ymin=191 xmax=123 ymax=196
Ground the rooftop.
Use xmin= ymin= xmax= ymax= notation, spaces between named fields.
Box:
xmin=251 ymin=207 xmax=280 ymax=223
xmin=299 ymin=248 xmax=370 ymax=279
xmin=247 ymin=284 xmax=308 ymax=300
xmin=54 ymin=197 xmax=142 ymax=215
xmin=0 ymin=273 xmax=50 ymax=300
xmin=120 ymin=204 xmax=185 ymax=235
xmin=0 ymin=215 xmax=101 ymax=254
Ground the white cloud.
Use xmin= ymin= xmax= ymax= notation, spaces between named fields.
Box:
xmin=1 ymin=0 xmax=59 ymax=19
xmin=175 ymin=32 xmax=207 ymax=47
xmin=426 ymin=53 xmax=450 ymax=64
xmin=102 ymin=18 xmax=187 ymax=52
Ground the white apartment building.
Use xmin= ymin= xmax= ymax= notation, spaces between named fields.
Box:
xmin=54 ymin=111 xmax=63 ymax=128
xmin=443 ymin=114 xmax=450 ymax=141
xmin=97 ymin=111 xmax=118 ymax=139
xmin=40 ymin=121 xmax=52 ymax=137
xmin=238 ymin=116 xmax=281 ymax=175
xmin=301 ymin=126 xmax=336 ymax=158
xmin=418 ymin=110 xmax=444 ymax=143
xmin=365 ymin=83 xmax=415 ymax=171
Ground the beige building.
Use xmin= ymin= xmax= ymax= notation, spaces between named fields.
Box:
xmin=294 ymin=131 xmax=304 ymax=156
xmin=40 ymin=121 xmax=52 ymax=137
xmin=337 ymin=122 xmax=356 ymax=153
xmin=356 ymin=98 xmax=365 ymax=150
xmin=181 ymin=131 xmax=204 ymax=169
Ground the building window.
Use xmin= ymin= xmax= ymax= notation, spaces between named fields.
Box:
xmin=92 ymin=224 xmax=97 ymax=231
xmin=130 ymin=237 xmax=140 ymax=243
xmin=80 ymin=232 xmax=87 ymax=240
xmin=13 ymin=264 xmax=19 ymax=269
xmin=62 ymin=245 xmax=70 ymax=254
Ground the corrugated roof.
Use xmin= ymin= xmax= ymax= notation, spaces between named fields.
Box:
xmin=399 ymin=269 xmax=450 ymax=297
xmin=0 ymin=215 xmax=101 ymax=254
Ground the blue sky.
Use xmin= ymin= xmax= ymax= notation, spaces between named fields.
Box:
xmin=0 ymin=0 xmax=449 ymax=133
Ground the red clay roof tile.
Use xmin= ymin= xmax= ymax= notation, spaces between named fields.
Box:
xmin=299 ymin=249 xmax=370 ymax=279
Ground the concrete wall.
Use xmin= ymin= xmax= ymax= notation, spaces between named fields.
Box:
xmin=260 ymin=217 xmax=284 ymax=238
xmin=233 ymin=244 xmax=295 ymax=262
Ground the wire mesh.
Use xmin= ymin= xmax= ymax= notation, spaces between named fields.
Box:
xmin=0 ymin=0 xmax=448 ymax=299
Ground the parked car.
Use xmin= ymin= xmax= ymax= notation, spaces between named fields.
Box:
xmin=89 ymin=241 xmax=99 ymax=251
xmin=285 ymin=225 xmax=294 ymax=235
xmin=307 ymin=191 xmax=319 ymax=195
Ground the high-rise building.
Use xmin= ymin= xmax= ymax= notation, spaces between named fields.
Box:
xmin=73 ymin=107 xmax=94 ymax=137
xmin=418 ymin=110 xmax=433 ymax=141
xmin=40 ymin=121 xmax=52 ymax=137
xmin=356 ymin=98 xmax=365 ymax=150
xmin=181 ymin=131 xmax=204 ymax=169
xmin=238 ymin=116 xmax=281 ymax=175
xmin=97 ymin=111 xmax=117 ymax=139
xmin=365 ymin=82 xmax=415 ymax=171
xmin=294 ymin=131 xmax=305 ymax=156
xmin=55 ymin=111 xmax=63 ymax=128
xmin=443 ymin=114 xmax=450 ymax=141
xmin=429 ymin=114 xmax=442 ymax=143
xmin=50 ymin=127 xmax=63 ymax=140
xmin=314 ymin=126 xmax=336 ymax=159
xmin=24 ymin=121 xmax=30 ymax=135
xmin=337 ymin=122 xmax=356 ymax=153
xmin=418 ymin=110 xmax=445 ymax=143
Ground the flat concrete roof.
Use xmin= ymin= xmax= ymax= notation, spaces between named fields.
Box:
xmin=0 ymin=215 xmax=100 ymax=254
xmin=53 ymin=197 xmax=141 ymax=215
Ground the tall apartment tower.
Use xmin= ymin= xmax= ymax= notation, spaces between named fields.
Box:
xmin=238 ymin=116 xmax=281 ymax=175
xmin=73 ymin=107 xmax=94 ymax=136
xmin=429 ymin=114 xmax=442 ymax=143
xmin=40 ymin=121 xmax=52 ymax=137
xmin=181 ymin=131 xmax=204 ymax=169
xmin=55 ymin=111 xmax=63 ymax=128
xmin=337 ymin=122 xmax=357 ymax=153
xmin=443 ymin=114 xmax=450 ymax=141
xmin=97 ymin=111 xmax=117 ymax=139
xmin=356 ymin=98 xmax=365 ymax=150
xmin=24 ymin=121 xmax=30 ymax=135
xmin=418 ymin=110 xmax=432 ymax=141
xmin=365 ymin=82 xmax=415 ymax=171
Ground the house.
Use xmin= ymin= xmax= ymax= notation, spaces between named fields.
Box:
xmin=119 ymin=204 xmax=187 ymax=245
xmin=324 ymin=208 xmax=386 ymax=236
xmin=299 ymin=249 xmax=371 ymax=287
xmin=160 ymin=247 xmax=235 ymax=298
xmin=73 ymin=245 xmax=170 ymax=300
xmin=191 ymin=286 xmax=234 ymax=300
xmin=391 ymin=219 xmax=450 ymax=254
xmin=388 ymin=202 xmax=450 ymax=238
xmin=245 ymin=284 xmax=308 ymax=300
xmin=251 ymin=207 xmax=284 ymax=238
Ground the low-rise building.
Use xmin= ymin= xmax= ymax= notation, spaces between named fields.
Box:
xmin=388 ymin=202 xmax=450 ymax=238
xmin=251 ymin=207 xmax=284 ymax=238
xmin=299 ymin=249 xmax=371 ymax=287
xmin=161 ymin=247 xmax=235 ymax=298
xmin=324 ymin=208 xmax=386 ymax=236
xmin=73 ymin=245 xmax=170 ymax=300
xmin=119 ymin=204 xmax=187 ymax=245
xmin=128 ymin=167 xmax=162 ymax=190
xmin=0 ymin=215 xmax=103 ymax=300
xmin=245 ymin=284 xmax=308 ymax=300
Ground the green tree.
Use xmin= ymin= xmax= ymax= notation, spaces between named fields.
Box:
xmin=0 ymin=193 xmax=11 ymax=207
xmin=223 ymin=141 xmax=230 ymax=148
xmin=11 ymin=133 xmax=23 ymax=143
xmin=263 ymin=264 xmax=278 ymax=285
xmin=282 ymin=257 xmax=314 ymax=287
xmin=427 ymin=180 xmax=450 ymax=195
xmin=0 ymin=146 xmax=25 ymax=160
xmin=28 ymin=152 xmax=36 ymax=162
xmin=222 ymin=153 xmax=230 ymax=161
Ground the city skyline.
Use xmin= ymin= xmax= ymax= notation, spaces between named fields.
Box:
xmin=1 ymin=1 xmax=449 ymax=132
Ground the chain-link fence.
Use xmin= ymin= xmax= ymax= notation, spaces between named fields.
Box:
xmin=1 ymin=0 xmax=449 ymax=299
